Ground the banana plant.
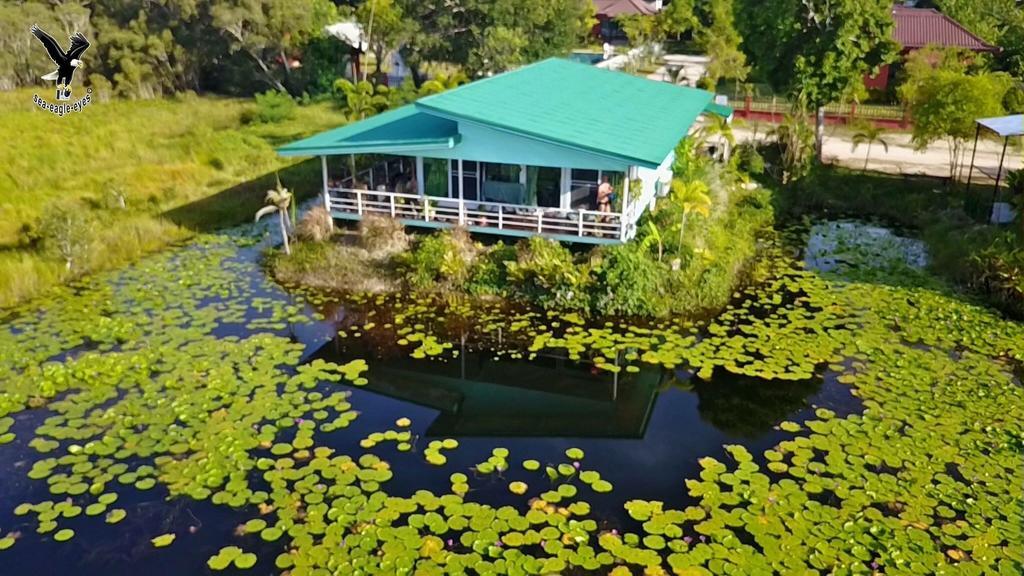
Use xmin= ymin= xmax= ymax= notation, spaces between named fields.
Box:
xmin=640 ymin=220 xmax=665 ymax=262
xmin=255 ymin=178 xmax=294 ymax=255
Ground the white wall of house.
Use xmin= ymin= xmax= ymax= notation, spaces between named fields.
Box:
xmin=634 ymin=151 xmax=675 ymax=215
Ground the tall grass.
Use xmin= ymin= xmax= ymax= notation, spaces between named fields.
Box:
xmin=0 ymin=89 xmax=346 ymax=307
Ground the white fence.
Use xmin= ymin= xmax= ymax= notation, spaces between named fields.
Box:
xmin=326 ymin=188 xmax=625 ymax=241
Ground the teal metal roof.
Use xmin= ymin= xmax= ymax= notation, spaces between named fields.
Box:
xmin=278 ymin=105 xmax=459 ymax=157
xmin=415 ymin=58 xmax=715 ymax=167
xmin=279 ymin=59 xmax=720 ymax=167
xmin=703 ymin=101 xmax=734 ymax=119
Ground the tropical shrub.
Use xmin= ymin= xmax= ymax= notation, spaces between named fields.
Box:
xmin=401 ymin=228 xmax=478 ymax=290
xmin=969 ymin=235 xmax=1024 ymax=319
xmin=505 ymin=237 xmax=592 ymax=311
xmin=590 ymin=243 xmax=669 ymax=317
xmin=36 ymin=202 xmax=94 ymax=273
xmin=466 ymin=243 xmax=516 ymax=297
xmin=734 ymin=141 xmax=765 ymax=176
xmin=243 ymin=90 xmax=298 ymax=124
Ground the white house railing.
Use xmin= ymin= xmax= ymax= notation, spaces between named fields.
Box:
xmin=325 ymin=187 xmax=625 ymax=241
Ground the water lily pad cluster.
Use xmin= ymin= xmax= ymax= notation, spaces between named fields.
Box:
xmin=0 ymin=232 xmax=1021 ymax=574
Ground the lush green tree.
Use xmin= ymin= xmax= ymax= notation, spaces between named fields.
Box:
xmin=356 ymin=0 xmax=416 ymax=80
xmin=468 ymin=26 xmax=529 ymax=76
xmin=210 ymin=0 xmax=337 ymax=93
xmin=737 ymin=0 xmax=897 ymax=160
xmin=903 ymin=69 xmax=1011 ymax=179
xmin=398 ymin=0 xmax=593 ymax=79
xmin=616 ymin=14 xmax=659 ymax=47
xmin=658 ymin=0 xmax=697 ymax=41
xmin=694 ymin=0 xmax=748 ymax=90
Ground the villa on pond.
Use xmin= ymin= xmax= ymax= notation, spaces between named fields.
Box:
xmin=279 ymin=58 xmax=731 ymax=244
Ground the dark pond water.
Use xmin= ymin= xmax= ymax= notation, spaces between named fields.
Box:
xmin=0 ymin=240 xmax=862 ymax=575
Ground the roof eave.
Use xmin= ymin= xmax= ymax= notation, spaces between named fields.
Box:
xmin=278 ymin=135 xmax=461 ymax=157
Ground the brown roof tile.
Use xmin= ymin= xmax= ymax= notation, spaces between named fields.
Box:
xmin=593 ymin=0 xmax=658 ymax=17
xmin=893 ymin=6 xmax=998 ymax=52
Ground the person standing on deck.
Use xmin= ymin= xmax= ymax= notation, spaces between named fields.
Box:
xmin=597 ymin=175 xmax=613 ymax=214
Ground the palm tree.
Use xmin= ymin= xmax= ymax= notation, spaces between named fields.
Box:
xmin=671 ymin=179 xmax=712 ymax=256
xmin=850 ymin=122 xmax=889 ymax=171
xmin=255 ymin=178 xmax=294 ymax=255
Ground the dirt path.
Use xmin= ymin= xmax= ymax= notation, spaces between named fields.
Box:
xmin=731 ymin=127 xmax=1022 ymax=182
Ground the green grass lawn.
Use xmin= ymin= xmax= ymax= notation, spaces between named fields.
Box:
xmin=0 ymin=89 xmax=347 ymax=307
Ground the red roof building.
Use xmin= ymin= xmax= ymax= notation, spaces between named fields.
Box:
xmin=892 ymin=6 xmax=997 ymax=53
xmin=593 ymin=0 xmax=659 ymax=18
xmin=592 ymin=0 xmax=661 ymax=42
xmin=865 ymin=6 xmax=999 ymax=91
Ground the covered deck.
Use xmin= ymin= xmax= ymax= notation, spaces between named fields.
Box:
xmin=317 ymin=154 xmax=657 ymax=243
xmin=280 ymin=58 xmax=728 ymax=244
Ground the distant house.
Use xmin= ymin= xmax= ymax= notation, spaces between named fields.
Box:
xmin=279 ymin=58 xmax=730 ymax=244
xmin=593 ymin=0 xmax=662 ymax=43
xmin=865 ymin=6 xmax=999 ymax=91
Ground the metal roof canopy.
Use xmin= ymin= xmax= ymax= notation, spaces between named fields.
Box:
xmin=977 ymin=115 xmax=1024 ymax=138
xmin=965 ymin=115 xmax=1023 ymax=221
xmin=278 ymin=58 xmax=730 ymax=169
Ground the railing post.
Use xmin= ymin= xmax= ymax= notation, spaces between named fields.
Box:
xmin=459 ymin=198 xmax=466 ymax=226
xmin=321 ymin=156 xmax=334 ymax=231
xmin=424 ymin=197 xmax=430 ymax=222
xmin=537 ymin=211 xmax=543 ymax=233
xmin=390 ymin=194 xmax=396 ymax=218
xmin=578 ymin=209 xmax=584 ymax=237
xmin=498 ymin=206 xmax=504 ymax=229
xmin=356 ymin=190 xmax=363 ymax=216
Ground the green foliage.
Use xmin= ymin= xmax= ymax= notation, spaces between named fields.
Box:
xmin=466 ymin=243 xmax=516 ymax=297
xmin=243 ymin=90 xmax=297 ymax=124
xmin=401 ymin=229 xmax=479 ymax=290
xmin=734 ymin=142 xmax=765 ymax=176
xmin=694 ymin=0 xmax=748 ymax=89
xmin=590 ymin=244 xmax=669 ymax=317
xmin=902 ymin=69 xmax=1011 ymax=178
xmin=0 ymin=90 xmax=345 ymax=307
xmin=398 ymin=0 xmax=593 ymax=78
xmin=505 ymin=237 xmax=592 ymax=311
xmin=765 ymin=115 xmax=816 ymax=183
xmin=356 ymin=0 xmax=415 ymax=76
xmin=36 ymin=202 xmax=94 ymax=273
xmin=969 ymin=234 xmax=1024 ymax=318
xmin=849 ymin=120 xmax=889 ymax=171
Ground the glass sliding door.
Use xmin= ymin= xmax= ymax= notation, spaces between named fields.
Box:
xmin=449 ymin=161 xmax=480 ymax=201
xmin=480 ymin=162 xmax=525 ymax=205
xmin=423 ymin=158 xmax=448 ymax=197
xmin=531 ymin=167 xmax=562 ymax=208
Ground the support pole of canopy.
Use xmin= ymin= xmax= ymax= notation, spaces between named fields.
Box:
xmin=321 ymin=156 xmax=333 ymax=231
xmin=458 ymin=159 xmax=465 ymax=225
xmin=966 ymin=124 xmax=981 ymax=193
xmin=990 ymin=136 xmax=1009 ymax=221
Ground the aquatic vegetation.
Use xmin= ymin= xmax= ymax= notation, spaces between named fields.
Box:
xmin=0 ymin=230 xmax=1022 ymax=574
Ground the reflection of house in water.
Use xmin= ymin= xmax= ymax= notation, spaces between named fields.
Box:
xmin=311 ymin=337 xmax=665 ymax=438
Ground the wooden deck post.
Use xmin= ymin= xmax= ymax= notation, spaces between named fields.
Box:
xmin=458 ymin=159 xmax=466 ymax=225
xmin=416 ymin=156 xmax=425 ymax=197
xmin=321 ymin=156 xmax=333 ymax=231
xmin=620 ymin=174 xmax=631 ymax=241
